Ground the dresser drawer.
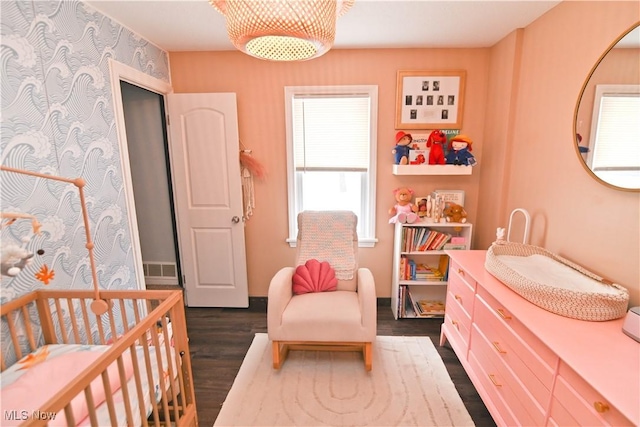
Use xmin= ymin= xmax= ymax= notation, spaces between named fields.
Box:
xmin=471 ymin=325 xmax=547 ymax=426
xmin=444 ymin=291 xmax=472 ymax=347
xmin=474 ymin=293 xmax=556 ymax=408
xmin=446 ymin=267 xmax=475 ymax=318
xmin=468 ymin=349 xmax=518 ymax=427
xmin=448 ymin=260 xmax=477 ymax=292
xmin=476 ymin=286 xmax=558 ymax=379
xmin=551 ymin=362 xmax=634 ymax=427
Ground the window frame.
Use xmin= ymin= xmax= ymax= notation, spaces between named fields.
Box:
xmin=284 ymin=85 xmax=378 ymax=247
xmin=586 ymin=84 xmax=640 ymax=188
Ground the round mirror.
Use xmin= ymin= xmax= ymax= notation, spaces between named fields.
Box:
xmin=574 ymin=23 xmax=640 ymax=191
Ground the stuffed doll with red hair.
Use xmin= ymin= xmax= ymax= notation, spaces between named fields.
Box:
xmin=427 ymin=130 xmax=447 ymax=165
xmin=445 ymin=134 xmax=477 ymax=166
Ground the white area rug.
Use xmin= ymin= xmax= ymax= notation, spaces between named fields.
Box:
xmin=214 ymin=334 xmax=475 ymax=426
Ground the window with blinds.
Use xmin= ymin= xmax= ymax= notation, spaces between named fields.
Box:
xmin=285 ymin=86 xmax=378 ymax=246
xmin=588 ymin=85 xmax=640 ymax=189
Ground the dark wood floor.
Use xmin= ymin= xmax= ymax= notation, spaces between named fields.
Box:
xmin=184 ymin=298 xmax=495 ymax=427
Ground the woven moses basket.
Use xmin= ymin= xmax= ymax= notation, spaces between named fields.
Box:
xmin=485 ymin=242 xmax=629 ymax=321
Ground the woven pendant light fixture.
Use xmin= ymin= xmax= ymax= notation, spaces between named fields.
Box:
xmin=210 ymin=0 xmax=354 ymax=61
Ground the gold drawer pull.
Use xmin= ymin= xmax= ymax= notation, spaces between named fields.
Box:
xmin=594 ymin=401 xmax=610 ymax=413
xmin=454 ymin=294 xmax=462 ymax=302
xmin=492 ymin=342 xmax=507 ymax=354
xmin=451 ymin=319 xmax=459 ymax=330
xmin=457 ymin=269 xmax=465 ymax=276
xmin=488 ymin=374 xmax=502 ymax=387
xmin=496 ymin=308 xmax=512 ymax=320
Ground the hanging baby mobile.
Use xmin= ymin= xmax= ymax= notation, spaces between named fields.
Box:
xmin=0 ymin=166 xmax=109 ymax=315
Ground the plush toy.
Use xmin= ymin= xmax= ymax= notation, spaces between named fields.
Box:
xmin=1 ymin=212 xmax=47 ymax=281
xmin=426 ymin=130 xmax=447 ymax=165
xmin=445 ymin=134 xmax=477 ymax=166
xmin=443 ymin=203 xmax=468 ymax=223
xmin=1 ymin=244 xmax=35 ymax=277
xmin=389 ymin=187 xmax=419 ymax=224
xmin=392 ymin=131 xmax=412 ymax=165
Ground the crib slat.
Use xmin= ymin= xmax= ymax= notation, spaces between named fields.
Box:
xmin=119 ymin=299 xmax=129 ymax=334
xmin=54 ymin=298 xmax=69 ymax=344
xmin=128 ymin=344 xmax=149 ymax=427
xmin=96 ymin=312 xmax=106 ymax=344
xmin=141 ymin=328 xmax=161 ymax=426
xmin=100 ymin=369 xmax=118 ymax=426
xmin=80 ymin=299 xmax=94 ymax=345
xmin=63 ymin=400 xmax=77 ymax=427
xmin=116 ymin=351 xmax=135 ymax=427
xmin=150 ymin=322 xmax=172 ymax=425
xmin=35 ymin=296 xmax=57 ymax=345
xmin=84 ymin=386 xmax=98 ymax=427
xmin=5 ymin=312 xmax=24 ymax=361
xmin=66 ymin=298 xmax=81 ymax=343
xmin=108 ymin=300 xmax=119 ymax=343
xmin=21 ymin=305 xmax=37 ymax=350
xmin=161 ymin=315 xmax=181 ymax=422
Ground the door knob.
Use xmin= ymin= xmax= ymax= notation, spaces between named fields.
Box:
xmin=232 ymin=216 xmax=240 ymax=223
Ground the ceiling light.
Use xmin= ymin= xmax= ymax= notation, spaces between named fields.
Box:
xmin=210 ymin=0 xmax=354 ymax=61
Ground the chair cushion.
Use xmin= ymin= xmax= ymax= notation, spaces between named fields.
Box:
xmin=292 ymin=259 xmax=337 ymax=295
xmin=276 ymin=291 xmax=371 ymax=342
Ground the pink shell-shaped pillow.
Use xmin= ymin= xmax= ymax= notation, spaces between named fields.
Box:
xmin=292 ymin=259 xmax=338 ymax=295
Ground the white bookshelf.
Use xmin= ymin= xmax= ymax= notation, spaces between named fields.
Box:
xmin=391 ymin=221 xmax=473 ymax=319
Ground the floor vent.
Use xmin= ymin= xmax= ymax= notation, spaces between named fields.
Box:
xmin=143 ymin=262 xmax=178 ymax=286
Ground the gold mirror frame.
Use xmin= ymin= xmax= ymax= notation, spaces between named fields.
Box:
xmin=573 ymin=22 xmax=640 ymax=192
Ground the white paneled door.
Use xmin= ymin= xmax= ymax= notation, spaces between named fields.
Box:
xmin=167 ymin=93 xmax=248 ymax=307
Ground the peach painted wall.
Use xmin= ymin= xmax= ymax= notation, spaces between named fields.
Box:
xmin=479 ymin=1 xmax=639 ymax=305
xmin=170 ymin=1 xmax=640 ymax=306
xmin=170 ymin=49 xmax=490 ymax=298
xmin=475 ymin=29 xmax=523 ymax=250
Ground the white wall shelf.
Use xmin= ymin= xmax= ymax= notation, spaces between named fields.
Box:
xmin=392 ymin=164 xmax=473 ymax=175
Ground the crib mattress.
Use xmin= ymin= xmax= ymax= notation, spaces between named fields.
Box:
xmin=1 ymin=341 xmax=176 ymax=426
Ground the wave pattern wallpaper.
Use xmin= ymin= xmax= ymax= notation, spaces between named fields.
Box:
xmin=1 ymin=0 xmax=170 ymax=304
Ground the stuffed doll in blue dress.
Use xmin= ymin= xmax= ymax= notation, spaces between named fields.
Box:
xmin=445 ymin=134 xmax=477 ymax=166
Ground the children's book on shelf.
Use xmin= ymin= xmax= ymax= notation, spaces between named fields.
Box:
xmin=401 ymin=285 xmax=446 ymax=317
xmin=415 ymin=299 xmax=446 ymax=317
xmin=401 ymin=226 xmax=452 ymax=252
xmin=399 ymin=255 xmax=449 ymax=281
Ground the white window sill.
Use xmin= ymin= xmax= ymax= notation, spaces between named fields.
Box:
xmin=286 ymin=237 xmax=378 ymax=248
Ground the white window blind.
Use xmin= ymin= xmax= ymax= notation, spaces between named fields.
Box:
xmin=591 ymin=94 xmax=640 ymax=170
xmin=293 ymin=95 xmax=371 ymax=171
xmin=285 ymin=85 xmax=378 ymax=247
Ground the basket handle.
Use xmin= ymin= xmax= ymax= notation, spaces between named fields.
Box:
xmin=507 ymin=208 xmax=531 ymax=244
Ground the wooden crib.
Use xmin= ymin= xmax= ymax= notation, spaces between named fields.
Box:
xmin=0 ymin=289 xmax=198 ymax=427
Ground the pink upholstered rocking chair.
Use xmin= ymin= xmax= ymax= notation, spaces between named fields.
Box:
xmin=267 ymin=211 xmax=377 ymax=371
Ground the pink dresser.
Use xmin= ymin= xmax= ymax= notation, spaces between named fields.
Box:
xmin=441 ymin=250 xmax=639 ymax=427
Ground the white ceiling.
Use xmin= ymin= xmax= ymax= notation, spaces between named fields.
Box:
xmin=84 ymin=0 xmax=563 ymax=52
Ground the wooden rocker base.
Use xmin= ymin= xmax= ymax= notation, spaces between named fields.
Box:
xmin=272 ymin=340 xmax=372 ymax=371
